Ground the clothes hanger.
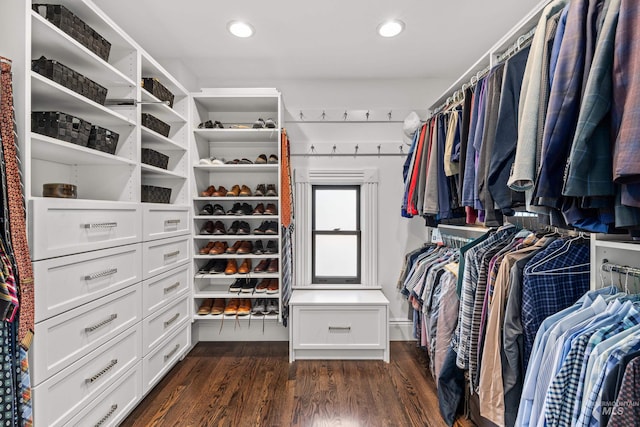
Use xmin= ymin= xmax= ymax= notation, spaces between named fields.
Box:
xmin=525 ymin=234 xmax=590 ymax=275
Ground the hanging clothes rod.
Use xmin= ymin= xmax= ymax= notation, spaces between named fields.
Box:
xmin=291 ymin=144 xmax=408 ymax=157
xmin=601 ymin=259 xmax=640 ymax=279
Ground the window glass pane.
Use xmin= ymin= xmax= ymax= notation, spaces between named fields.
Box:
xmin=314 ymin=188 xmax=357 ymax=230
xmin=314 ymin=235 xmax=358 ymax=278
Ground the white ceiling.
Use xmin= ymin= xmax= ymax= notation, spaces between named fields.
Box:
xmin=93 ymin=0 xmax=542 ymax=87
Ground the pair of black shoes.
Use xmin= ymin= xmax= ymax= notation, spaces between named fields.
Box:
xmin=199 ymin=259 xmax=226 ymax=274
xmin=228 ymin=220 xmax=251 ymax=235
xmin=198 ymin=120 xmax=224 ymax=129
xmin=226 ymin=203 xmax=252 ymax=216
xmin=254 ymin=221 xmax=278 ymax=235
xmin=229 ymin=278 xmax=258 ymax=293
xmin=200 ymin=203 xmax=225 ymax=216
xmin=253 ymin=240 xmax=278 ymax=255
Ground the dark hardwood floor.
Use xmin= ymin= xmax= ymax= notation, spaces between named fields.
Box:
xmin=122 ymin=341 xmax=474 ymax=427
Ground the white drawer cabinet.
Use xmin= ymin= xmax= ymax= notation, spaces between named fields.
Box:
xmin=142 ymin=293 xmax=190 ymax=356
xmin=142 ymin=235 xmax=190 ymax=280
xmin=33 ymin=323 xmax=142 ymax=427
xmin=64 ymin=362 xmax=142 ymax=427
xmin=142 ymin=322 xmax=189 ymax=394
xmin=32 ymin=283 xmax=142 ymax=385
xmin=142 ymin=264 xmax=190 ymax=318
xmin=142 ymin=204 xmax=190 ymax=241
xmin=33 ymin=243 xmax=142 ymax=322
xmin=29 ymin=199 xmax=141 ymax=260
xmin=289 ymin=290 xmax=389 ymax=362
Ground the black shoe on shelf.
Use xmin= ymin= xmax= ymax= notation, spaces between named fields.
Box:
xmin=265 ymin=240 xmax=278 ymax=254
xmin=265 ymin=221 xmax=278 ymax=235
xmin=227 ymin=203 xmax=243 ymax=215
xmin=237 ymin=221 xmax=251 ymax=235
xmin=199 ymin=204 xmax=214 ymax=215
xmin=253 ymin=221 xmax=269 ymax=235
xmin=198 ymin=259 xmax=217 ymax=274
xmin=212 ymin=204 xmax=225 ymax=215
xmin=229 ymin=278 xmax=243 ymax=292
xmin=227 ymin=220 xmax=240 ymax=235
xmin=240 ymin=203 xmax=253 ymax=215
xmin=241 ymin=278 xmax=257 ymax=293
xmin=210 ymin=259 xmax=227 ymax=274
xmin=253 ymin=240 xmax=264 ymax=255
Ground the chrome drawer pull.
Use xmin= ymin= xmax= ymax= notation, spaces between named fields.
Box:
xmin=94 ymin=404 xmax=118 ymax=427
xmin=328 ymin=326 xmax=351 ymax=331
xmin=164 ymin=250 xmax=180 ymax=258
xmin=85 ymin=359 xmax=118 ymax=384
xmin=85 ymin=314 xmax=118 ymax=333
xmin=163 ymin=282 xmax=180 ymax=294
xmin=83 ymin=268 xmax=118 ymax=281
xmin=82 ymin=222 xmax=118 ymax=229
xmin=164 ymin=313 xmax=180 ymax=328
xmin=165 ymin=219 xmax=181 ymax=224
xmin=164 ymin=344 xmax=180 ymax=361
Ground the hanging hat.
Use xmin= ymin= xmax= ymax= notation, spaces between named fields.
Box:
xmin=402 ymin=111 xmax=421 ymax=145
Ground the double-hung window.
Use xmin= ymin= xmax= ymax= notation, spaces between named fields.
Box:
xmin=311 ymin=185 xmax=361 ymax=284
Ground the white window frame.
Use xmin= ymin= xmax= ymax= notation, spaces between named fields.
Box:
xmin=294 ymin=168 xmax=379 ymax=289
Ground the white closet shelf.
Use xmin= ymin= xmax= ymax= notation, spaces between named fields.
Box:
xmin=193 ymin=164 xmax=278 ymax=172
xmin=193 ymin=254 xmax=279 ymax=260
xmin=194 ymin=288 xmax=280 ymax=299
xmin=193 ymin=93 xmax=279 ymax=113
xmin=193 ymin=235 xmax=280 ymax=241
xmin=193 ymin=196 xmax=279 ymax=202
xmin=194 ymin=215 xmax=278 ymax=220
xmin=193 ymin=128 xmax=279 ymax=143
xmin=30 ymin=133 xmax=136 ymax=167
xmin=140 ymin=163 xmax=186 ymax=179
xmin=31 ymin=12 xmax=136 ymax=88
xmin=31 ymin=73 xmax=136 ymax=128
xmin=141 ymin=89 xmax=187 ymax=123
xmin=593 ymin=239 xmax=640 ymax=252
xmin=192 ymin=313 xmax=280 ymax=321
xmin=140 ymin=126 xmax=186 ymax=151
xmin=141 ymin=53 xmax=189 ymax=100
xmin=194 ymin=273 xmax=280 ymax=280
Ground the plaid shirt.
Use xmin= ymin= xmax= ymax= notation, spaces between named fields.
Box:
xmin=608 ymin=356 xmax=640 ymax=427
xmin=522 ymin=238 xmax=591 ymax=365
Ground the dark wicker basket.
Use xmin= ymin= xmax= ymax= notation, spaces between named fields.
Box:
xmin=88 ymin=126 xmax=119 ymax=155
xmin=141 ymin=148 xmax=169 ymax=169
xmin=32 ymin=4 xmax=111 ymax=62
xmin=31 ymin=111 xmax=92 ymax=146
xmin=142 ymin=78 xmax=175 ymax=108
xmin=32 ymin=56 xmax=108 ymax=105
xmin=141 ymin=113 xmax=170 ymax=137
xmin=141 ymin=185 xmax=172 ymax=204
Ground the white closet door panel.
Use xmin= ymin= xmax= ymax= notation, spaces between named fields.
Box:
xmin=142 ymin=264 xmax=190 ymax=318
xmin=64 ymin=362 xmax=142 ymax=427
xmin=142 ymin=235 xmax=190 ymax=280
xmin=29 ymin=198 xmax=141 ymax=260
xmin=142 ymin=323 xmax=189 ymax=394
xmin=33 ymin=243 xmax=142 ymax=322
xmin=142 ymin=294 xmax=190 ymax=356
xmin=33 ymin=323 xmax=141 ymax=427
xmin=142 ymin=204 xmax=190 ymax=241
xmin=32 ymin=284 xmax=142 ymax=385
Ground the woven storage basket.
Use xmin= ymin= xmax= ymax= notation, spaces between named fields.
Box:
xmin=32 ymin=56 xmax=108 ymax=105
xmin=32 ymin=4 xmax=111 ymax=61
xmin=31 ymin=111 xmax=92 ymax=146
xmin=141 ymin=113 xmax=170 ymax=137
xmin=141 ymin=148 xmax=169 ymax=169
xmin=141 ymin=185 xmax=171 ymax=204
xmin=88 ymin=126 xmax=119 ymax=154
xmin=142 ymin=78 xmax=175 ymax=108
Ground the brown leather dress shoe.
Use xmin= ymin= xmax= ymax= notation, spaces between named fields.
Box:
xmin=224 ymin=298 xmax=240 ymax=315
xmin=252 ymin=203 xmax=265 ymax=215
xmin=201 ymin=185 xmax=216 ymax=197
xmin=226 ymin=240 xmax=242 ymax=254
xmin=254 ymin=259 xmax=269 ymax=273
xmin=226 ymin=185 xmax=241 ymax=197
xmin=212 ymin=186 xmax=227 ymax=197
xmin=225 ymin=259 xmax=238 ymax=275
xmin=199 ymin=241 xmax=216 ymax=255
xmin=238 ymin=259 xmax=252 ymax=274
xmin=267 ymin=279 xmax=279 ymax=294
xmin=236 ymin=241 xmax=253 ymax=254
xmin=197 ymin=298 xmax=213 ymax=315
xmin=209 ymin=241 xmax=228 ymax=255
xmin=264 ymin=203 xmax=278 ymax=215
xmin=255 ymin=279 xmax=269 ymax=293
xmin=240 ymin=185 xmax=253 ymax=196
xmin=267 ymin=258 xmax=278 ymax=273
xmin=210 ymin=298 xmax=225 ymax=315
xmin=237 ymin=299 xmax=251 ymax=316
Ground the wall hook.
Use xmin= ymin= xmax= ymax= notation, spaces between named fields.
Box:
xmin=321 ymin=110 xmax=326 ymax=120
xmin=331 ymin=145 xmax=337 ymax=155
xmin=354 ymin=144 xmax=359 ymax=156
xmin=366 ymin=110 xmax=370 ymax=121
xmin=343 ymin=111 xmax=348 ymax=121
xmin=377 ymin=145 xmax=381 ymax=157
xmin=299 ymin=111 xmax=304 ymax=120
xmin=399 ymin=145 xmax=404 ymax=154
xmin=388 ymin=111 xmax=392 ymax=121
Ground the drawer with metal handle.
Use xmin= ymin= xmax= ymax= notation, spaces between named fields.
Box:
xmin=142 ymin=204 xmax=190 ymax=242
xmin=142 ymin=264 xmax=189 ymax=317
xmin=142 ymin=235 xmax=190 ymax=280
xmin=142 ymin=322 xmax=189 ymax=394
xmin=32 ymin=283 xmax=142 ymax=385
xmin=142 ymin=293 xmax=189 ymax=356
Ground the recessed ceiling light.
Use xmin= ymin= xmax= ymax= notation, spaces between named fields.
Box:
xmin=377 ymin=20 xmax=405 ymax=37
xmin=228 ymin=21 xmax=255 ymax=38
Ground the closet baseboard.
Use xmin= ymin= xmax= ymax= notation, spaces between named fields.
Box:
xmin=389 ymin=319 xmax=414 ymax=341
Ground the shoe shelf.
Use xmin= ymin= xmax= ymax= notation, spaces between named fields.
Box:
xmin=31 ymin=11 xmax=136 ymax=89
xmin=193 ymin=254 xmax=279 ymax=260
xmin=193 ymin=313 xmax=280 ymax=321
xmin=193 ymin=234 xmax=280 ymax=240
xmin=194 ymin=273 xmax=280 ymax=280
xmin=193 ymin=164 xmax=278 ymax=172
xmin=31 ymin=72 xmax=137 ymax=128
xmin=141 ymin=127 xmax=187 ymax=151
xmin=194 ymin=196 xmax=279 ymax=202
xmin=140 ymin=88 xmax=187 ymax=123
xmin=193 ymin=128 xmax=279 ymax=143
xmin=194 ymin=215 xmax=278 ymax=220
xmin=31 ymin=134 xmax=137 ymax=167
xmin=194 ymin=289 xmax=279 ymax=299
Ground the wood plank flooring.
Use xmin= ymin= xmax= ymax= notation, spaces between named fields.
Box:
xmin=122 ymin=341 xmax=474 ymax=427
